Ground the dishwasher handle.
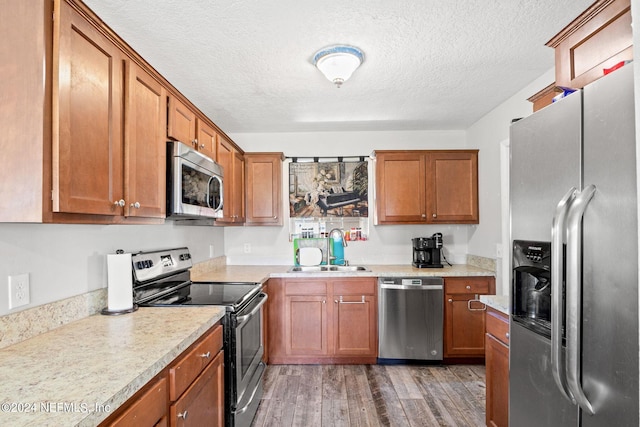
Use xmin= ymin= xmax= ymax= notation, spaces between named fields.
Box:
xmin=379 ymin=283 xmax=443 ymax=291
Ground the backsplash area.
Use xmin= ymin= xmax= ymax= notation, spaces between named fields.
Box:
xmin=0 ymin=289 xmax=106 ymax=350
xmin=466 ymin=254 xmax=496 ymax=272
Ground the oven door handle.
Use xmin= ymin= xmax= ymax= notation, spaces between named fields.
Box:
xmin=235 ymin=361 xmax=266 ymax=415
xmin=235 ymin=292 xmax=268 ymax=325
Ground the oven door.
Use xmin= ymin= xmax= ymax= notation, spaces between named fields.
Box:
xmin=234 ymin=292 xmax=267 ymax=412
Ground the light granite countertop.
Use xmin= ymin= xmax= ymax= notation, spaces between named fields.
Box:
xmin=0 ymin=306 xmax=225 ymax=427
xmin=191 ymin=263 xmax=494 ymax=283
xmin=480 ymin=294 xmax=510 ymax=315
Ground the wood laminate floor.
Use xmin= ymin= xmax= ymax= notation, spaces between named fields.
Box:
xmin=252 ymin=364 xmax=486 ymax=427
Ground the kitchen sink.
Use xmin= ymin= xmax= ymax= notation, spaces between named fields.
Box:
xmin=288 ymin=265 xmax=370 ymax=273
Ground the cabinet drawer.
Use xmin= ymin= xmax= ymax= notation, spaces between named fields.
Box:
xmin=333 ymin=279 xmax=376 ymax=295
xmin=285 ymin=280 xmax=327 ymax=295
xmin=108 ymin=376 xmax=167 ymax=427
xmin=446 ymin=277 xmax=491 ymax=294
xmin=486 ymin=307 xmax=509 ymax=346
xmin=169 ymin=325 xmax=223 ymax=401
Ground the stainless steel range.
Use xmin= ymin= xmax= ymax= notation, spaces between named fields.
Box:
xmin=132 ymin=247 xmax=267 ymax=427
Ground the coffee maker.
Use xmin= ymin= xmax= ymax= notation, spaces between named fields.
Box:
xmin=412 ymin=233 xmax=443 ymax=268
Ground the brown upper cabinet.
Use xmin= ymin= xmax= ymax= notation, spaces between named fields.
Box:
xmin=53 ymin=2 xmax=126 ymax=217
xmin=167 ymin=96 xmax=218 ymax=161
xmin=374 ymin=150 xmax=479 ymax=224
xmin=244 ymin=153 xmax=284 ymax=226
xmin=123 ymin=62 xmax=168 ymax=219
xmin=531 ymin=0 xmax=633 ymax=111
xmin=53 ymin=1 xmax=167 ymax=220
xmin=547 ymin=0 xmax=632 ymax=90
xmin=1 ymin=0 xmax=242 ymax=224
xmin=216 ymin=137 xmax=245 ymax=224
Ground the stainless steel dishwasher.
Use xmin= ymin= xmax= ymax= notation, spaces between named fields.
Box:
xmin=378 ymin=276 xmax=444 ymax=362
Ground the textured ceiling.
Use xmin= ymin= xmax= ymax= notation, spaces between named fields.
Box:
xmin=82 ymin=0 xmax=594 ymax=133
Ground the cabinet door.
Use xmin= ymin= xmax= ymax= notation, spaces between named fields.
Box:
xmin=167 ymin=96 xmax=196 ymax=146
xmin=53 ymin=1 xmax=124 ymax=215
xmin=285 ymin=295 xmax=328 ymax=356
xmin=232 ymin=151 xmax=245 ymax=223
xmin=375 ymin=152 xmax=426 ymax=223
xmin=124 ymin=61 xmax=166 ymax=218
xmin=426 ymin=150 xmax=478 ymax=223
xmin=444 ymin=276 xmax=494 ymax=358
xmin=333 ymin=294 xmax=376 ymax=356
xmin=245 ymin=153 xmax=283 ymax=225
xmin=444 ymin=293 xmax=487 ymax=357
xmin=486 ymin=333 xmax=509 ymax=427
xmin=195 ymin=120 xmax=217 ymax=160
xmin=170 ymin=349 xmax=224 ymax=427
xmin=216 ymin=137 xmax=235 ymax=223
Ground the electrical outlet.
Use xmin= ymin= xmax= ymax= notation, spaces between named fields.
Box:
xmin=8 ymin=273 xmax=30 ymax=309
xmin=243 ymin=243 xmax=251 ymax=254
xmin=209 ymin=244 xmax=215 ymax=258
xmin=496 ymin=243 xmax=503 ymax=258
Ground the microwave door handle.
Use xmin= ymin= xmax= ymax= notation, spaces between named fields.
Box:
xmin=209 ymin=176 xmax=223 ymax=211
xmin=206 ymin=176 xmax=214 ymax=208
xmin=216 ymin=176 xmax=223 ymax=211
xmin=565 ymin=185 xmax=596 ymax=415
xmin=551 ymin=187 xmax=577 ymax=403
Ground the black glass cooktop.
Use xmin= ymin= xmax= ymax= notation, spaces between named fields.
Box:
xmin=143 ymin=282 xmax=260 ymax=311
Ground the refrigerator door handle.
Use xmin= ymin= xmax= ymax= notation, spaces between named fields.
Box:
xmin=551 ymin=187 xmax=577 ymax=403
xmin=566 ymin=184 xmax=597 ymax=415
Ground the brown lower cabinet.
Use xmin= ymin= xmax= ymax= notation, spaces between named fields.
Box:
xmin=268 ymin=277 xmax=377 ymax=364
xmin=443 ymin=276 xmax=495 ymax=360
xmin=485 ymin=307 xmax=509 ymax=427
xmin=100 ymin=323 xmax=224 ymax=427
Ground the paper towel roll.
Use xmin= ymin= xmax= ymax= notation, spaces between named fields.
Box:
xmin=106 ymin=252 xmax=134 ymax=312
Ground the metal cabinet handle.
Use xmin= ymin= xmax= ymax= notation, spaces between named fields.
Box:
xmin=551 ymin=187 xmax=577 ymax=404
xmin=200 ymin=143 xmax=205 ymax=149
xmin=448 ymin=298 xmax=453 ymax=303
xmin=338 ymin=296 xmax=365 ymax=304
xmin=467 ymin=295 xmax=486 ymax=311
xmin=421 ymin=213 xmax=426 ymax=218
xmin=200 ymin=351 xmax=210 ymax=359
xmin=466 ymin=285 xmax=471 ymax=290
xmin=130 ymin=202 xmax=140 ymax=209
xmin=114 ymin=199 xmax=125 ymax=207
xmin=432 ymin=213 xmax=437 ymax=218
xmin=565 ymin=184 xmax=596 ymax=415
xmin=192 ymin=139 xmax=198 ymax=147
xmin=177 ymin=410 xmax=188 ymax=419
xmin=505 ymin=332 xmax=510 ymax=339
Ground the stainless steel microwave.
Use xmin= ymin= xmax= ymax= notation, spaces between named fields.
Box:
xmin=166 ymin=141 xmax=224 ymax=219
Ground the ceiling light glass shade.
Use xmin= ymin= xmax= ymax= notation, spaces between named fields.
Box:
xmin=313 ymin=45 xmax=364 ymax=88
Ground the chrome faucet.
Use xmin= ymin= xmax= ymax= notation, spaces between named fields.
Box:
xmin=328 ymin=228 xmax=348 ymax=247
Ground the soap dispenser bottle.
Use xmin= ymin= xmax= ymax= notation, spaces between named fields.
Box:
xmin=329 ymin=228 xmax=347 ymax=265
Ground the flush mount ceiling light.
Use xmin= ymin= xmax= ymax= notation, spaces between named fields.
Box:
xmin=313 ymin=45 xmax=364 ymax=88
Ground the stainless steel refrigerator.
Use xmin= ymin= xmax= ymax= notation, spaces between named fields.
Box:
xmin=509 ymin=63 xmax=638 ymax=427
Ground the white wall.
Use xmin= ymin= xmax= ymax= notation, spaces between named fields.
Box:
xmin=465 ymin=69 xmax=557 ymax=294
xmin=0 ymin=223 xmax=224 ymax=316
xmin=226 ymin=130 xmax=473 ymax=265
xmin=465 ymin=68 xmax=555 ymax=258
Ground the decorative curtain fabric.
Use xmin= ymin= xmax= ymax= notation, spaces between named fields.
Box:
xmin=289 ymin=161 xmax=368 ymax=217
